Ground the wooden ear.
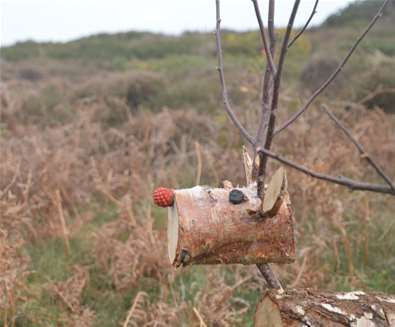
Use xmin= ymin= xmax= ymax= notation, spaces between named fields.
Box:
xmin=262 ymin=167 xmax=287 ymax=215
xmin=242 ymin=145 xmax=254 ymax=185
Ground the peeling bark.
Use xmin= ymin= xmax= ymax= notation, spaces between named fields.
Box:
xmin=167 ymin=184 xmax=295 ymax=267
xmin=255 ymin=289 xmax=395 ymax=327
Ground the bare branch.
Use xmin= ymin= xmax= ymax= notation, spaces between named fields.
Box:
xmin=257 ymin=147 xmax=395 ymax=196
xmin=253 ymin=0 xmax=283 ymax=291
xmin=288 ymin=0 xmax=319 ymax=48
xmin=322 ymin=105 xmax=395 ymax=190
xmin=215 ymin=0 xmax=255 ymax=145
xmin=275 ymin=0 xmax=391 ymax=136
xmin=254 ymin=0 xmax=276 ymax=179
xmin=256 ymin=0 xmax=301 ymax=196
xmin=268 ymin=0 xmax=276 ymax=52
xmin=251 ymin=0 xmax=277 ymax=75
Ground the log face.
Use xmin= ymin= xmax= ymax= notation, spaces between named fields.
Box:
xmin=168 ymin=185 xmax=295 ymax=267
xmin=255 ymin=289 xmax=395 ymax=327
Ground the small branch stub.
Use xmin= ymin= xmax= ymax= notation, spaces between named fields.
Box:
xmin=167 ymin=184 xmax=296 ymax=267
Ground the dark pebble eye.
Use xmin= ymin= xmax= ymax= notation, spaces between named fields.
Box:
xmin=180 ymin=249 xmax=191 ymax=265
xmin=229 ymin=189 xmax=247 ymax=205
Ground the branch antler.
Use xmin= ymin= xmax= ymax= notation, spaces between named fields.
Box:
xmin=322 ymin=105 xmax=395 ymax=191
xmin=257 ymin=147 xmax=395 ymax=196
xmin=215 ymin=0 xmax=255 ymax=145
xmin=288 ymin=0 xmax=319 ymax=49
xmin=256 ymin=0 xmax=301 ymax=197
xmin=214 ymin=0 xmax=394 ymax=292
xmin=275 ymin=0 xmax=391 ymax=135
xmin=251 ymin=0 xmax=277 ymax=75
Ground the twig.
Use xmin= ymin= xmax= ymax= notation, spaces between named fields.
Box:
xmin=254 ymin=0 xmax=276 ymax=171
xmin=195 ymin=142 xmax=202 ymax=185
xmin=257 ymin=263 xmax=283 ymax=291
xmin=252 ymin=0 xmax=284 ymax=290
xmin=123 ymin=292 xmax=146 ymax=327
xmin=215 ymin=0 xmax=255 ymax=145
xmin=322 ymin=105 xmax=395 ymax=190
xmin=254 ymin=0 xmax=276 ymax=165
xmin=290 ymin=253 xmax=309 ymax=288
xmin=275 ymin=0 xmax=391 ymax=135
xmin=288 ymin=0 xmax=319 ymax=48
xmin=54 ymin=190 xmax=71 ymax=256
xmin=257 ymin=0 xmax=301 ymax=196
xmin=251 ymin=0 xmax=277 ymax=75
xmin=0 ymin=161 xmax=20 ymax=200
xmin=257 ymin=147 xmax=395 ymax=196
xmin=267 ymin=0 xmax=276 ymax=54
xmin=193 ymin=307 xmax=208 ymax=327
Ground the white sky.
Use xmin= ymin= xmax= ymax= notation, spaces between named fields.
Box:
xmin=1 ymin=0 xmax=355 ymax=46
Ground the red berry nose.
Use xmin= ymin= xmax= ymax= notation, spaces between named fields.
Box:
xmin=153 ymin=187 xmax=175 ymax=208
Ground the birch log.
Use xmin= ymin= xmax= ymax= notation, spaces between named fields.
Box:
xmin=167 ymin=184 xmax=295 ymax=267
xmin=255 ymin=289 xmax=395 ymax=327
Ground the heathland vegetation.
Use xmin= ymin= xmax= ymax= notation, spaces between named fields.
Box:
xmin=1 ymin=1 xmax=394 ymax=325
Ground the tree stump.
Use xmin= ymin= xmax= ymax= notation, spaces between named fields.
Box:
xmin=167 ymin=183 xmax=295 ymax=267
xmin=255 ymin=289 xmax=395 ymax=327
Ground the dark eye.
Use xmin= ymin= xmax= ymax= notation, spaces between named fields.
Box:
xmin=229 ymin=189 xmax=247 ymax=205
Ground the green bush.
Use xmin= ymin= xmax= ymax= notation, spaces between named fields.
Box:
xmin=18 ymin=85 xmax=73 ymax=126
xmin=324 ymin=0 xmax=395 ymax=27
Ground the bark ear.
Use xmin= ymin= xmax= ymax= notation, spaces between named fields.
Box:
xmin=262 ymin=167 xmax=287 ymax=214
xmin=242 ymin=145 xmax=254 ymax=185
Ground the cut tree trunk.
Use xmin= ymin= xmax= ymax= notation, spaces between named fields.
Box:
xmin=167 ymin=184 xmax=295 ymax=267
xmin=255 ymin=289 xmax=395 ymax=327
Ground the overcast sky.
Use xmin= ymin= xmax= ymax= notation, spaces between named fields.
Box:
xmin=1 ymin=0 xmax=355 ymax=46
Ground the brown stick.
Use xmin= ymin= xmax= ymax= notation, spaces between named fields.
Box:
xmin=215 ymin=0 xmax=255 ymax=145
xmin=252 ymin=0 xmax=283 ymax=291
xmin=275 ymin=0 xmax=391 ymax=135
xmin=257 ymin=147 xmax=395 ymax=196
xmin=256 ymin=264 xmax=283 ymax=291
xmin=254 ymin=0 xmax=276 ymax=153
xmin=323 ymin=105 xmax=395 ymax=190
xmin=288 ymin=0 xmax=319 ymax=49
xmin=194 ymin=142 xmax=203 ymax=185
xmin=257 ymin=0 xmax=301 ymax=197
xmin=255 ymin=289 xmax=395 ymax=327
xmin=254 ymin=0 xmax=276 ymax=188
xmin=251 ymin=0 xmax=277 ymax=75
xmin=54 ymin=190 xmax=70 ymax=256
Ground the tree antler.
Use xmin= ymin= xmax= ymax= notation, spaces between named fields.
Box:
xmin=288 ymin=0 xmax=319 ymax=49
xmin=257 ymin=147 xmax=395 ymax=196
xmin=275 ymin=0 xmax=391 ymax=135
xmin=322 ymin=105 xmax=395 ymax=191
xmin=251 ymin=0 xmax=277 ymax=76
xmin=256 ymin=0 xmax=300 ymax=198
xmin=214 ymin=0 xmax=394 ymax=291
xmin=215 ymin=0 xmax=255 ymax=145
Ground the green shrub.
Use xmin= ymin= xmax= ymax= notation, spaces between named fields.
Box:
xmin=19 ymin=85 xmax=73 ymax=126
xmin=324 ymin=0 xmax=395 ymax=27
xmin=355 ymin=55 xmax=395 ymax=113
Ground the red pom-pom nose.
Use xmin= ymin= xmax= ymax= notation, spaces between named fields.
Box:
xmin=153 ymin=187 xmax=175 ymax=207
